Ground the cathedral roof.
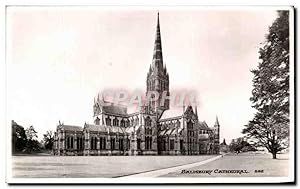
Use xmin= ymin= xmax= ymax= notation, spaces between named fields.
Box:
xmin=59 ymin=125 xmax=83 ymax=131
xmin=196 ymin=121 xmax=212 ymax=130
xmin=84 ymin=124 xmax=107 ymax=132
xmin=84 ymin=123 xmax=128 ymax=134
xmin=102 ymin=103 xmax=128 ymax=116
xmin=108 ymin=125 xmax=126 ymax=133
xmin=160 ymin=108 xmax=184 ymax=120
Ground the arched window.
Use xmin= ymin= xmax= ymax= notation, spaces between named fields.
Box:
xmin=111 ymin=138 xmax=115 ymax=150
xmin=70 ymin=136 xmax=74 ymax=149
xmin=120 ymin=119 xmax=125 ymax=127
xmin=76 ymin=137 xmax=78 ymax=150
xmin=163 ymin=139 xmax=166 ymax=151
xmin=90 ymin=137 xmax=97 ymax=150
xmin=76 ymin=137 xmax=83 ymax=150
xmin=113 ymin=118 xmax=117 ymax=126
xmin=90 ymin=137 xmax=93 ymax=150
xmin=119 ymin=138 xmax=124 ymax=151
xmin=170 ymin=139 xmax=174 ymax=150
xmin=106 ymin=117 xmax=111 ymax=126
xmin=77 ymin=137 xmax=80 ymax=149
xmin=145 ymin=117 xmax=150 ymax=126
xmin=145 ymin=136 xmax=148 ymax=149
xmin=187 ymin=121 xmax=193 ymax=130
xmin=127 ymin=139 xmax=130 ymax=150
xmin=145 ymin=117 xmax=152 ymax=136
xmin=100 ymin=137 xmax=106 ymax=150
xmin=66 ymin=137 xmax=70 ymax=149
xmin=146 ymin=128 xmax=152 ymax=135
xmin=180 ymin=139 xmax=183 ymax=151
xmin=94 ymin=137 xmax=97 ymax=150
xmin=137 ymin=139 xmax=141 ymax=150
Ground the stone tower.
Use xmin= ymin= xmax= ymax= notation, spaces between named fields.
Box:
xmin=213 ymin=116 xmax=221 ymax=154
xmin=146 ymin=12 xmax=170 ymax=119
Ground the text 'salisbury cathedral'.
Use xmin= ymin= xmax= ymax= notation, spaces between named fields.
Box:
xmin=53 ymin=13 xmax=220 ymax=156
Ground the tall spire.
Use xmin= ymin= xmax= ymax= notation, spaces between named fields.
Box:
xmin=146 ymin=12 xmax=170 ymax=114
xmin=214 ymin=115 xmax=220 ymax=126
xmin=152 ymin=12 xmax=163 ymax=71
xmin=214 ymin=115 xmax=220 ymax=154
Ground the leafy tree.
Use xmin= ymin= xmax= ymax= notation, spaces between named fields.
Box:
xmin=229 ymin=138 xmax=242 ymax=153
xmin=43 ymin=130 xmax=54 ymax=151
xmin=229 ymin=138 xmax=256 ymax=153
xmin=12 ymin=120 xmax=27 ymax=154
xmin=25 ymin=125 xmax=38 ymax=140
xmin=243 ymin=11 xmax=290 ymax=159
xmin=24 ymin=125 xmax=41 ymax=153
xmin=12 ymin=121 xmax=43 ymax=154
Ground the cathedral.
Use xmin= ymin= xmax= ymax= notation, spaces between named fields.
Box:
xmin=53 ymin=13 xmax=220 ymax=156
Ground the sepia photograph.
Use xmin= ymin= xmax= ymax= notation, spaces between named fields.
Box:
xmin=5 ymin=6 xmax=295 ymax=184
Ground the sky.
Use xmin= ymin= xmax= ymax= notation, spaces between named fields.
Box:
xmin=6 ymin=7 xmax=278 ymax=142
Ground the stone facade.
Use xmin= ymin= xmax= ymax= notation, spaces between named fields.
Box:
xmin=53 ymin=13 xmax=220 ymax=156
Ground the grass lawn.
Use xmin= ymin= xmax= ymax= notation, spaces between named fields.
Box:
xmin=12 ymin=155 xmax=215 ymax=178
xmin=162 ymin=152 xmax=290 ymax=177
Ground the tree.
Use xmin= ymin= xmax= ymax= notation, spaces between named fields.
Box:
xmin=24 ymin=125 xmax=41 ymax=153
xmin=243 ymin=11 xmax=290 ymax=159
xmin=229 ymin=138 xmax=241 ymax=153
xmin=25 ymin=125 xmax=38 ymax=140
xmin=43 ymin=130 xmax=54 ymax=151
xmin=12 ymin=120 xmax=27 ymax=154
xmin=229 ymin=137 xmax=256 ymax=153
